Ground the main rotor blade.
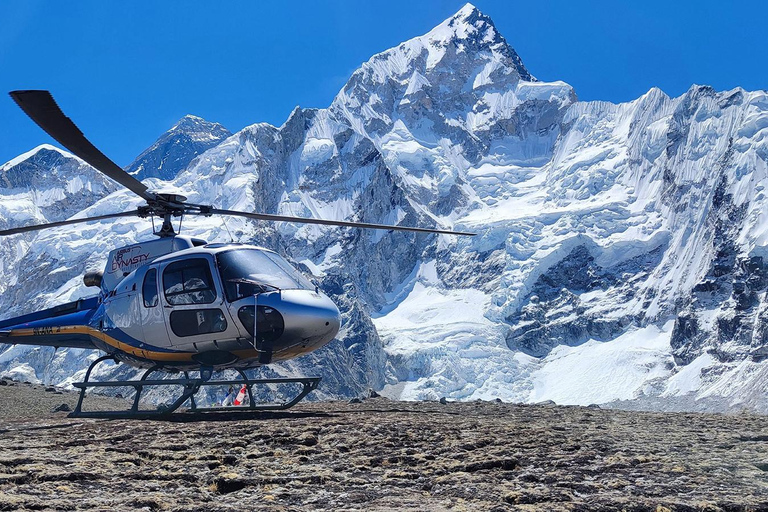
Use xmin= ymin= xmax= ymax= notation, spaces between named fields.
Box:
xmin=9 ymin=90 xmax=155 ymax=202
xmin=0 ymin=210 xmax=140 ymax=237
xmin=208 ymin=208 xmax=475 ymax=236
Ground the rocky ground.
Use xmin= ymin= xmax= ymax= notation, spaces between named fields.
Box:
xmin=0 ymin=379 xmax=132 ymax=420
xmin=0 ymin=381 xmax=766 ymax=511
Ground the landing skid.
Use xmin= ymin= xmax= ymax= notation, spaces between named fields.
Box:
xmin=69 ymin=355 xmax=320 ymax=419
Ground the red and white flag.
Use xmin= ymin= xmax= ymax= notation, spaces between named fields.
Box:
xmin=233 ymin=385 xmax=248 ymax=406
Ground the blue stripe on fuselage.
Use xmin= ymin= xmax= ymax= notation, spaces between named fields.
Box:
xmin=0 ymin=297 xmax=99 ymax=330
xmin=0 ymin=306 xmax=97 ymax=331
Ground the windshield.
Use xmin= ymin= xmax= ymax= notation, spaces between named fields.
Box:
xmin=216 ymin=248 xmax=314 ymax=301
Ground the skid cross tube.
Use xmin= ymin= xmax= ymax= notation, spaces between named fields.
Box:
xmin=72 ymin=354 xmax=117 ymax=416
xmin=68 ymin=360 xmax=321 ymax=418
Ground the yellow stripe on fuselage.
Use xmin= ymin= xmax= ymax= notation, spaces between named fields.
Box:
xmin=7 ymin=325 xmax=265 ymax=363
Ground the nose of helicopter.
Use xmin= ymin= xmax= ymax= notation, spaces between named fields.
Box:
xmin=255 ymin=289 xmax=341 ymax=357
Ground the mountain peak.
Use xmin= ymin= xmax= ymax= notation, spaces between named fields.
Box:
xmin=173 ymin=114 xmax=204 ymax=126
xmin=128 ymin=115 xmax=231 ymax=181
xmin=336 ymin=4 xmax=533 ymax=95
xmin=456 ymin=2 xmax=478 ymax=16
xmin=430 ymin=3 xmax=491 ymax=39
xmin=1 ymin=144 xmax=73 ymax=173
xmin=170 ymin=114 xmax=228 ymax=135
xmin=331 ymin=4 xmax=538 ymax=137
xmin=0 ymin=143 xmax=116 ymax=197
xmin=425 ymin=4 xmax=532 ymax=79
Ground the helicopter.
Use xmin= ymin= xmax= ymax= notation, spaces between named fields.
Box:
xmin=0 ymin=90 xmax=473 ymax=417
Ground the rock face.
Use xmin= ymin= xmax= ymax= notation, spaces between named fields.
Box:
xmin=1 ymin=4 xmax=768 ymax=411
xmin=0 ymin=385 xmax=766 ymax=511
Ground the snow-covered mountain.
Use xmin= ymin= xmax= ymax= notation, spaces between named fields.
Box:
xmin=1 ymin=4 xmax=767 ymax=412
xmin=0 ymin=145 xmax=117 ymax=298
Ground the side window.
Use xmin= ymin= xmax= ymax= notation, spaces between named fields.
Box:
xmin=163 ymin=259 xmax=216 ymax=305
xmin=142 ymin=268 xmax=158 ymax=308
xmin=170 ymin=309 xmax=227 ymax=337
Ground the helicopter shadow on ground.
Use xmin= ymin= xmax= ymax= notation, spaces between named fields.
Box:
xmin=115 ymin=410 xmax=338 ymax=423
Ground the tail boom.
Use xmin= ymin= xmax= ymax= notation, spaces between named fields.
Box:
xmin=0 ymin=297 xmax=100 ymax=349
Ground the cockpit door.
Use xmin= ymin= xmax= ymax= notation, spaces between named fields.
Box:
xmin=138 ymin=266 xmax=172 ymax=349
xmin=158 ymin=255 xmax=240 ymax=348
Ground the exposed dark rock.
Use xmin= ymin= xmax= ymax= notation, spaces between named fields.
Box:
xmin=214 ymin=477 xmax=248 ymax=495
xmin=506 ymin=244 xmax=657 ymax=357
xmin=670 ymin=314 xmax=706 ymax=365
xmin=669 ymin=156 xmax=768 ymax=367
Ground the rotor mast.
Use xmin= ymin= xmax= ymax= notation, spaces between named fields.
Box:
xmin=138 ymin=193 xmax=212 ymax=238
xmin=157 ymin=212 xmax=176 ymax=237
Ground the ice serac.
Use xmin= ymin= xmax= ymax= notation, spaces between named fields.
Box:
xmin=1 ymin=5 xmax=768 ymax=412
xmin=127 ymin=115 xmax=231 ymax=181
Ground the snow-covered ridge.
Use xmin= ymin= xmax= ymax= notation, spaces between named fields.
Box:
xmin=0 ymin=144 xmax=116 ymax=215
xmin=1 ymin=5 xmax=767 ymax=412
xmin=1 ymin=144 xmax=68 ymax=171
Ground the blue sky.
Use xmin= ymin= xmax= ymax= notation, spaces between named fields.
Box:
xmin=1 ymin=1 xmax=766 ymax=167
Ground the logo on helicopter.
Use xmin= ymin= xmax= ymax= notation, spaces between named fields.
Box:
xmin=110 ymin=246 xmax=150 ymax=273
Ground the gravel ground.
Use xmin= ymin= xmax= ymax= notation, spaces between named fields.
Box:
xmin=0 ymin=382 xmax=767 ymax=511
xmin=0 ymin=379 xmax=132 ymax=420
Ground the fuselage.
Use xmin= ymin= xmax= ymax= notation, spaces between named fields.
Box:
xmin=0 ymin=240 xmax=341 ymax=371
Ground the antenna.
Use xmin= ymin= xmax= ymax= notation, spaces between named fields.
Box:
xmin=221 ymin=217 xmax=234 ymax=243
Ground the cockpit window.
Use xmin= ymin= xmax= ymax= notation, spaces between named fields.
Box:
xmin=142 ymin=268 xmax=158 ymax=308
xmin=216 ymin=249 xmax=314 ymax=302
xmin=163 ymin=258 xmax=217 ymax=305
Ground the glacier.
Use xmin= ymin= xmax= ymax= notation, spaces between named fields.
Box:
xmin=1 ymin=3 xmax=767 ymax=412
